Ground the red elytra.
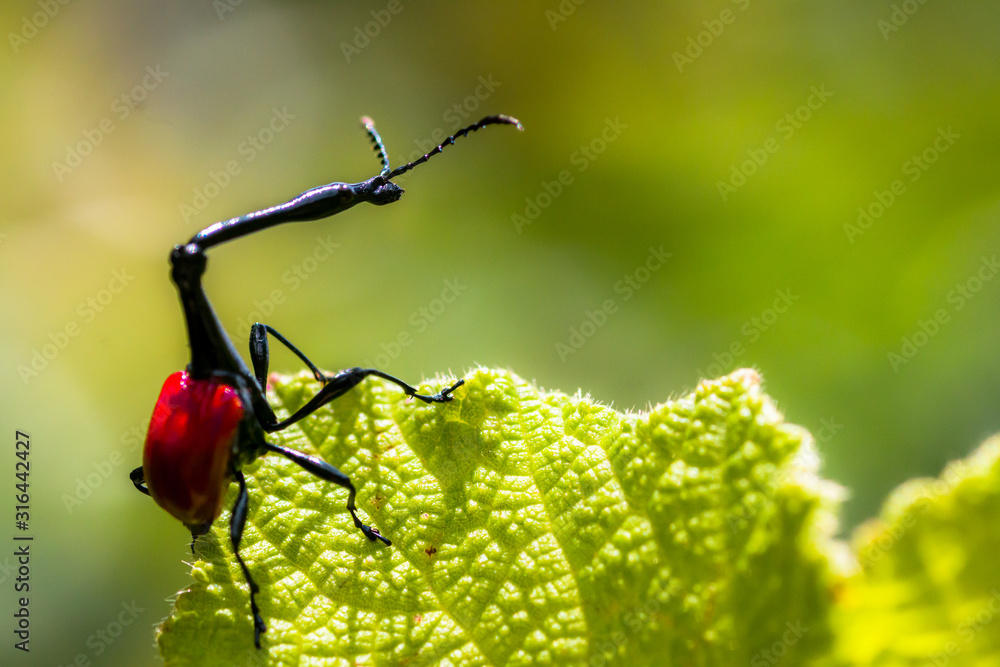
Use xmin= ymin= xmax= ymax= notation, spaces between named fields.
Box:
xmin=143 ymin=371 xmax=245 ymax=530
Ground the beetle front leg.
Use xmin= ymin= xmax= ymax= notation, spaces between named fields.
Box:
xmin=129 ymin=466 xmax=150 ymax=496
xmin=249 ymin=323 xmax=326 ymax=389
xmin=247 ymin=323 xmax=464 ymax=432
xmin=231 ymin=470 xmax=267 ymax=648
xmin=263 ymin=366 xmax=464 ymax=432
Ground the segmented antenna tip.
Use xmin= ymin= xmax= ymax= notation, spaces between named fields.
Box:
xmin=385 ymin=114 xmax=524 ymax=179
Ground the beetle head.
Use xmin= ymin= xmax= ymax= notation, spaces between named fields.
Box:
xmin=370 ymin=178 xmax=403 ymax=205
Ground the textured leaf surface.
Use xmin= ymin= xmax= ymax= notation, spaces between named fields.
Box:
xmin=157 ymin=368 xmax=839 ymax=666
xmin=824 ymin=436 xmax=1000 ymax=667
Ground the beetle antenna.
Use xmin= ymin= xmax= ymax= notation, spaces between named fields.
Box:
xmin=386 ymin=114 xmax=523 ymax=180
xmin=361 ymin=116 xmax=391 ymax=177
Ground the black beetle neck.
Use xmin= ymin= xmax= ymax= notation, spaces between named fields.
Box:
xmin=171 ymin=243 xmax=252 ymax=380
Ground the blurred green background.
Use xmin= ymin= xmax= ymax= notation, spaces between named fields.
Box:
xmin=2 ymin=1 xmax=999 ymax=664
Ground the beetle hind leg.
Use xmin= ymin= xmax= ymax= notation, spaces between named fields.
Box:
xmin=263 ymin=441 xmax=392 ymax=546
xmin=231 ymin=470 xmax=267 ymax=648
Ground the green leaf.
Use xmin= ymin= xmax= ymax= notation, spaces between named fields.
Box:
xmin=157 ymin=368 xmax=840 ymax=666
xmin=825 ymin=436 xmax=1000 ymax=666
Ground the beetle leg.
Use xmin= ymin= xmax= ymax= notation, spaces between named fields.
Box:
xmin=263 ymin=441 xmax=391 ymax=546
xmin=129 ymin=466 xmax=150 ymax=496
xmin=249 ymin=323 xmax=325 ymax=389
xmin=231 ymin=470 xmax=267 ymax=648
xmin=247 ymin=324 xmax=464 ymax=433
xmin=264 ymin=366 xmax=464 ymax=432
